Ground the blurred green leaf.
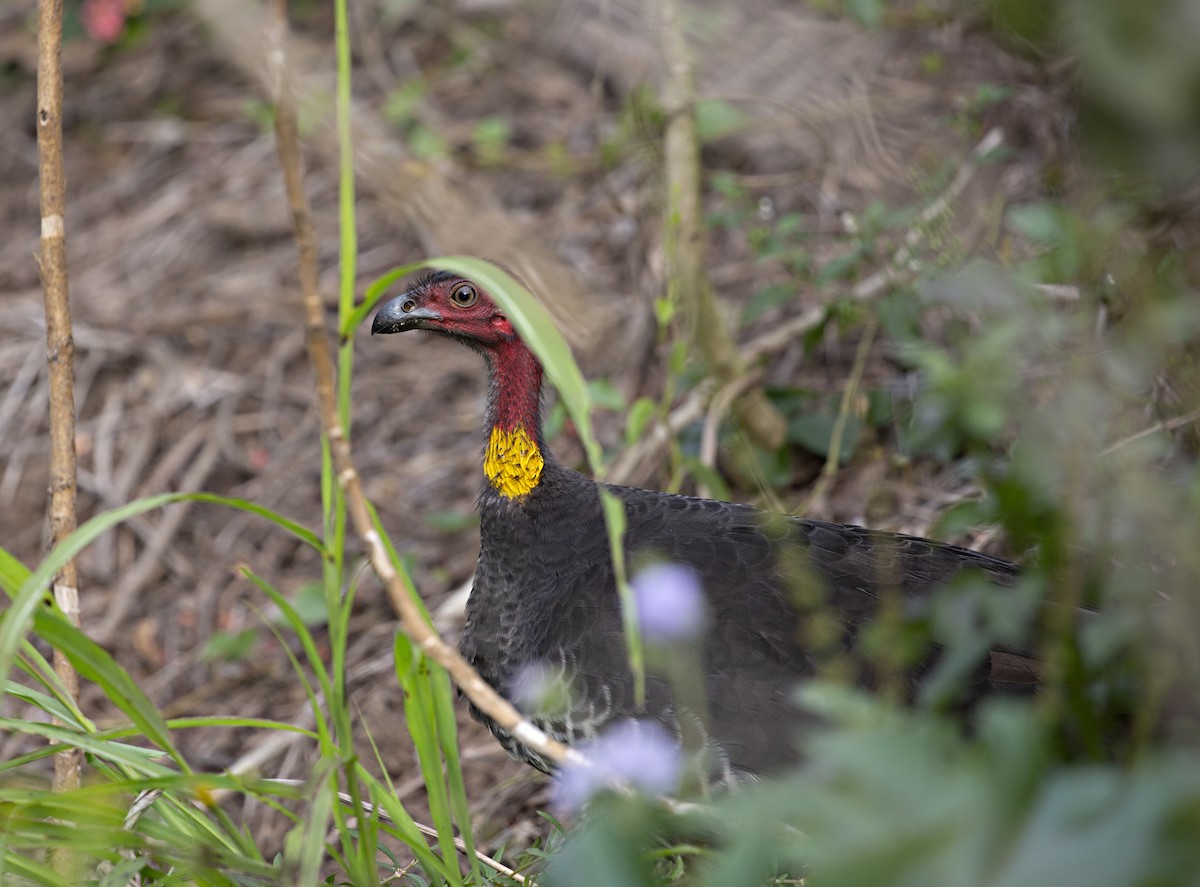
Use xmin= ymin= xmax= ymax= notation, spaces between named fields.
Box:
xmin=740 ymin=282 xmax=796 ymax=325
xmin=932 ymin=499 xmax=992 ymax=540
xmin=288 ymin=581 xmax=331 ymax=628
xmin=655 ymin=295 xmax=676 ymax=328
xmin=408 ymin=125 xmax=449 ymax=161
xmin=0 ymin=546 xmax=30 ymax=598
xmin=1006 ymin=201 xmax=1068 ymax=245
xmin=694 ymin=99 xmax=750 ymax=142
xmin=683 ymin=457 xmax=732 ymax=502
xmin=588 ymin=378 xmax=627 ymax=412
xmin=817 ymin=252 xmax=862 ymax=285
xmin=279 ymin=760 xmax=336 ymax=886
xmin=844 ymin=0 xmax=886 ymax=30
xmin=201 ymin=628 xmax=258 ymax=663
xmin=423 ymin=510 xmax=479 ymax=534
xmin=545 ymin=399 xmax=567 ymax=441
xmin=472 ymin=116 xmax=512 ymax=166
xmin=788 ymin=411 xmax=861 ymax=462
xmin=626 ymin=397 xmax=658 ymax=446
xmin=668 ymin=339 xmax=689 ymax=377
xmin=383 ymin=80 xmax=426 ymax=128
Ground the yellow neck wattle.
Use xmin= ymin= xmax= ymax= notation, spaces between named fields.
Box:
xmin=484 ymin=425 xmax=544 ymax=499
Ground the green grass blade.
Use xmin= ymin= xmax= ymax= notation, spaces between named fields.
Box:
xmin=7 ymin=651 xmax=87 ymax=728
xmin=239 ymin=567 xmax=335 ymax=716
xmin=364 ymin=496 xmax=429 ymax=618
xmin=14 ymin=641 xmax=90 ymax=728
xmin=0 ymin=493 xmax=181 ymax=689
xmin=394 ymin=633 xmax=465 ymax=887
xmin=184 ymin=493 xmax=325 ymax=551
xmin=0 ymin=492 xmax=322 ymax=692
xmin=30 ymin=610 xmax=184 ymax=768
xmin=357 ymin=766 xmax=461 ymax=884
xmin=601 ymin=489 xmax=644 ymax=707
xmin=1 ymin=846 xmax=68 ymax=886
xmin=0 ymin=719 xmax=171 ymax=774
xmin=280 ymin=759 xmax=336 ymax=884
xmin=431 ymin=665 xmax=482 ymax=883
xmin=3 ymin=679 xmax=79 ymax=726
xmin=161 ymin=716 xmax=318 ymax=737
xmin=344 ymin=261 xmax=425 ymax=332
xmin=0 ymin=545 xmax=31 ymax=596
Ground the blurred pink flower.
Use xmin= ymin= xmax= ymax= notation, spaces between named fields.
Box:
xmin=508 ymin=659 xmax=573 ymax=718
xmin=551 ymin=719 xmax=682 ymax=814
xmin=632 ymin=562 xmax=707 ymax=642
xmin=83 ymin=0 xmax=127 ymax=43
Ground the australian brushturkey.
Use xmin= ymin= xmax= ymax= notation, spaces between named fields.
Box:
xmin=372 ymin=271 xmax=1031 ymax=777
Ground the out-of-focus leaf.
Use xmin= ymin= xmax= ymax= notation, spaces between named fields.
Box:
xmin=844 ymin=0 xmax=886 ymax=30
xmin=288 ymin=581 xmax=330 ymax=628
xmin=588 ymin=378 xmax=627 ymax=412
xmin=817 ymin=253 xmax=862 ymax=285
xmin=626 ymin=397 xmax=658 ymax=446
xmin=694 ymin=99 xmax=750 ymax=142
xmin=740 ymin=282 xmax=796 ymax=325
xmin=1006 ymin=201 xmax=1067 ymax=245
xmin=788 ymin=412 xmax=861 ymax=462
xmin=423 ymin=511 xmax=479 ymax=534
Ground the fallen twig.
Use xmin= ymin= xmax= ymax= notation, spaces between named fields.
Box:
xmin=1100 ymin=405 xmax=1200 ymax=457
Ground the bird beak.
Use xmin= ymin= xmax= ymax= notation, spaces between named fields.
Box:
xmin=371 ymin=292 xmax=444 ymax=335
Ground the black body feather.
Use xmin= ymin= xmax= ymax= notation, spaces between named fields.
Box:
xmin=465 ymin=458 xmax=1021 ymax=775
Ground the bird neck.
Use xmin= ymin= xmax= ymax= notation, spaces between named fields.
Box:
xmin=484 ymin=340 xmax=546 ymax=499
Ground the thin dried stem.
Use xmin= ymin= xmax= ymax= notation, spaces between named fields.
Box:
xmin=658 ymin=0 xmax=784 ymax=451
xmin=698 ymin=369 xmax=765 ymax=497
xmin=36 ymin=0 xmax=82 ymax=810
xmin=265 ymin=2 xmax=577 ymax=771
xmin=796 ymin=315 xmax=878 ymax=517
xmin=1100 ymin=405 xmax=1200 ymax=457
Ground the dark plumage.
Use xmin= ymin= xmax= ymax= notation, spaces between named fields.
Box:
xmin=372 ymin=271 xmax=1027 ymax=777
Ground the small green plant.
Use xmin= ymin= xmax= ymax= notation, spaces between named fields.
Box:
xmin=600 ymin=85 xmax=665 ymax=170
xmin=384 ymin=80 xmax=451 ymax=162
xmin=471 ymin=116 xmax=513 ymax=167
xmin=200 ymin=627 xmax=258 ymax=663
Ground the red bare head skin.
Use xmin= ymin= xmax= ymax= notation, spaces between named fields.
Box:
xmin=371 ymin=271 xmax=519 ymax=347
xmin=373 ymin=271 xmax=545 ymax=437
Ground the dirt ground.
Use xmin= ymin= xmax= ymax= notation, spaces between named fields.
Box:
xmin=0 ymin=0 xmax=1080 ymax=862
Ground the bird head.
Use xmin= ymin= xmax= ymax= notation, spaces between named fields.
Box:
xmin=373 ymin=268 xmax=548 ymax=496
xmin=371 ymin=270 xmax=518 ymax=349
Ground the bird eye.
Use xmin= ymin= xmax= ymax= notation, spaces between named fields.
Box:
xmin=450 ymin=283 xmax=478 ymax=307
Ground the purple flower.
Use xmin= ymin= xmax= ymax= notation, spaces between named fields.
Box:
xmin=632 ymin=562 xmax=707 ymax=642
xmin=552 ymin=720 xmax=683 ymax=815
xmin=508 ymin=660 xmax=572 ymax=718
